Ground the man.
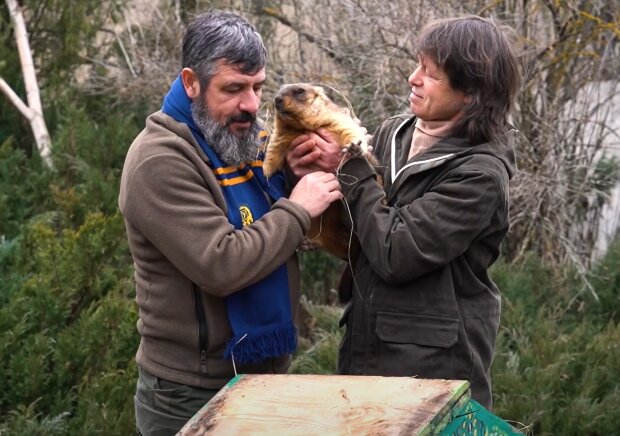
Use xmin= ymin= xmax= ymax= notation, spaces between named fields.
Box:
xmin=287 ymin=15 xmax=521 ymax=409
xmin=119 ymin=11 xmax=341 ymax=435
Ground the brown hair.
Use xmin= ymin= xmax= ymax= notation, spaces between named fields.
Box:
xmin=415 ymin=15 xmax=521 ymax=144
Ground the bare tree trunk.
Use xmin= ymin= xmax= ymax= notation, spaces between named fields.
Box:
xmin=1 ymin=0 xmax=52 ymax=167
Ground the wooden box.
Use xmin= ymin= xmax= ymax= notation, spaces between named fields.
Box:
xmin=177 ymin=374 xmax=471 ymax=435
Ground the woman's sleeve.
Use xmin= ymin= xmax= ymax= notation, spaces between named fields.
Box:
xmin=338 ymin=156 xmax=504 ymax=285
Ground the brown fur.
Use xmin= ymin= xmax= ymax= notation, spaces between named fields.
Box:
xmin=264 ymin=83 xmax=376 ymax=260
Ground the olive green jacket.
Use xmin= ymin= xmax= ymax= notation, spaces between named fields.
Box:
xmin=119 ymin=111 xmax=310 ymax=389
xmin=337 ymin=114 xmax=517 ymax=409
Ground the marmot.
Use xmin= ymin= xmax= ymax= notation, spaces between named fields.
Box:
xmin=263 ymin=83 xmax=376 ymax=260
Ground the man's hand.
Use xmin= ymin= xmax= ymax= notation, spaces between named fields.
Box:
xmin=286 ymin=128 xmax=343 ymax=180
xmin=289 ymin=171 xmax=342 ymax=218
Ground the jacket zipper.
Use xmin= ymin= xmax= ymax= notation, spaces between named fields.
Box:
xmin=192 ymin=283 xmax=209 ymax=373
xmin=339 ymin=300 xmax=354 ymax=373
xmin=363 ymin=276 xmax=375 ymax=374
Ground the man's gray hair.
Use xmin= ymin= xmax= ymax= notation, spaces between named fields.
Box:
xmin=182 ymin=10 xmax=267 ymax=89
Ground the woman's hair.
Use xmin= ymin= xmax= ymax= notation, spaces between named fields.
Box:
xmin=415 ymin=15 xmax=522 ymax=144
xmin=182 ymin=10 xmax=267 ymax=89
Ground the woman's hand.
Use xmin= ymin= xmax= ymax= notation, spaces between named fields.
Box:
xmin=285 ymin=129 xmax=343 ymax=180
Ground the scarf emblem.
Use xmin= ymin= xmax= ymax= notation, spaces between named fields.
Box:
xmin=240 ymin=205 xmax=254 ymax=226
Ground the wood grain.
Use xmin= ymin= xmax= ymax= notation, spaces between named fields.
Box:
xmin=178 ymin=374 xmax=470 ymax=435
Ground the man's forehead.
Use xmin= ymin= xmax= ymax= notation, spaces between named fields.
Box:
xmin=212 ymin=61 xmax=266 ymax=84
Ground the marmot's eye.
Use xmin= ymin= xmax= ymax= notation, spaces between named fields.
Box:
xmin=292 ymin=87 xmax=306 ymax=96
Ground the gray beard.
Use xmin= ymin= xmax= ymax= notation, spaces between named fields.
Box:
xmin=191 ymin=98 xmax=260 ymax=167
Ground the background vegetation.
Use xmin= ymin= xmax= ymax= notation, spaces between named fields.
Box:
xmin=0 ymin=0 xmax=618 ymax=434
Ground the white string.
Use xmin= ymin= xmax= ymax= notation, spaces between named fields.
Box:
xmin=230 ymin=333 xmax=248 ymax=377
xmin=339 ymin=192 xmax=364 ymax=303
xmin=335 ymin=153 xmax=366 ymax=302
xmin=309 ymin=151 xmax=357 ymax=242
xmin=336 ymin=150 xmax=359 ymax=186
xmin=310 ymin=82 xmax=357 ymax=120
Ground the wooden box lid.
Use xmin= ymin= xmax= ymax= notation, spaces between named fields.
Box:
xmin=178 ymin=374 xmax=470 ymax=435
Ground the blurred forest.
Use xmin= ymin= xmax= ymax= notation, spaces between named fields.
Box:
xmin=0 ymin=0 xmax=619 ymax=434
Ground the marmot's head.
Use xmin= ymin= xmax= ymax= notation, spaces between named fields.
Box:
xmin=273 ymin=83 xmax=345 ymax=130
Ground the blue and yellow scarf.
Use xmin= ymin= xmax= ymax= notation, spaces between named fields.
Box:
xmin=162 ymin=76 xmax=296 ymax=364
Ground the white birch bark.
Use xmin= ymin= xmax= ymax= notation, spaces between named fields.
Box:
xmin=1 ymin=0 xmax=52 ymax=167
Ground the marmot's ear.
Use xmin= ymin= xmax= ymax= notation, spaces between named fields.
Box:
xmin=181 ymin=68 xmax=201 ymax=99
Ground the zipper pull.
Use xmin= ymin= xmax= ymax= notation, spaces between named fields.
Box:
xmin=200 ymin=350 xmax=208 ymax=373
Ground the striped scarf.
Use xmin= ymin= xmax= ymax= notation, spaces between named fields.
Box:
xmin=162 ymin=75 xmax=296 ymax=364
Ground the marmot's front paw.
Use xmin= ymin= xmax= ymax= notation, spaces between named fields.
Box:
xmin=343 ymin=140 xmax=364 ymax=159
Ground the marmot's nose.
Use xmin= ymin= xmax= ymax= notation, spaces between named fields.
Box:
xmin=274 ymin=96 xmax=284 ymax=111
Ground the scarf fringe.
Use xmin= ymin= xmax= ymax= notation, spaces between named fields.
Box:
xmin=224 ymin=323 xmax=297 ymax=365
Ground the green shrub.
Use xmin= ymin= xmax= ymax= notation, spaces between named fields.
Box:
xmin=299 ymin=250 xmax=345 ymax=305
xmin=291 ymin=297 xmax=343 ymax=375
xmin=51 ymin=102 xmax=140 ymax=219
xmin=491 ymin=239 xmax=620 ymax=435
xmin=0 ymin=138 xmax=53 ymax=238
xmin=0 ymin=210 xmax=136 ymax=433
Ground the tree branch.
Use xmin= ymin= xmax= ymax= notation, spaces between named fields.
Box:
xmin=0 ymin=77 xmax=33 ymax=120
xmin=257 ymin=6 xmax=340 ymax=62
xmin=5 ymin=0 xmax=52 ymax=166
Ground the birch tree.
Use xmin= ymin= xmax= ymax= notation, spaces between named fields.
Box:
xmin=1 ymin=0 xmax=51 ymax=166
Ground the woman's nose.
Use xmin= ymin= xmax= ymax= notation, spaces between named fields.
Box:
xmin=408 ymin=66 xmax=422 ymax=87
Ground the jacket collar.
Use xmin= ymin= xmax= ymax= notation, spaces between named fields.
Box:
xmin=390 ymin=116 xmax=469 ymax=184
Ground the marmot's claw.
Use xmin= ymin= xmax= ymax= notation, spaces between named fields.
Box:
xmin=344 ymin=140 xmax=364 ymax=159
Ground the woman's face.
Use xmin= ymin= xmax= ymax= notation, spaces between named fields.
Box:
xmin=408 ymin=55 xmax=470 ymax=122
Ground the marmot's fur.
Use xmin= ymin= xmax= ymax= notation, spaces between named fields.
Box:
xmin=263 ymin=83 xmax=376 ymax=260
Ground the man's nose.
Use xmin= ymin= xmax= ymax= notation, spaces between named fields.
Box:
xmin=240 ymin=90 xmax=260 ymax=114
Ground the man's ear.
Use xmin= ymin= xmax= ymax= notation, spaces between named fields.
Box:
xmin=181 ymin=68 xmax=201 ymax=99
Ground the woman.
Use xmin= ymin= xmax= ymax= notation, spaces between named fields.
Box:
xmin=287 ymin=15 xmax=521 ymax=409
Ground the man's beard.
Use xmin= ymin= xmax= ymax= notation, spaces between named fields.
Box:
xmin=191 ymin=98 xmax=261 ymax=167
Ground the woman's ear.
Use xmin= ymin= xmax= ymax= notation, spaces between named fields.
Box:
xmin=181 ymin=68 xmax=201 ymax=99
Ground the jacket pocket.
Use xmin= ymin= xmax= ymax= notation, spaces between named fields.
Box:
xmin=375 ymin=311 xmax=459 ymax=348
